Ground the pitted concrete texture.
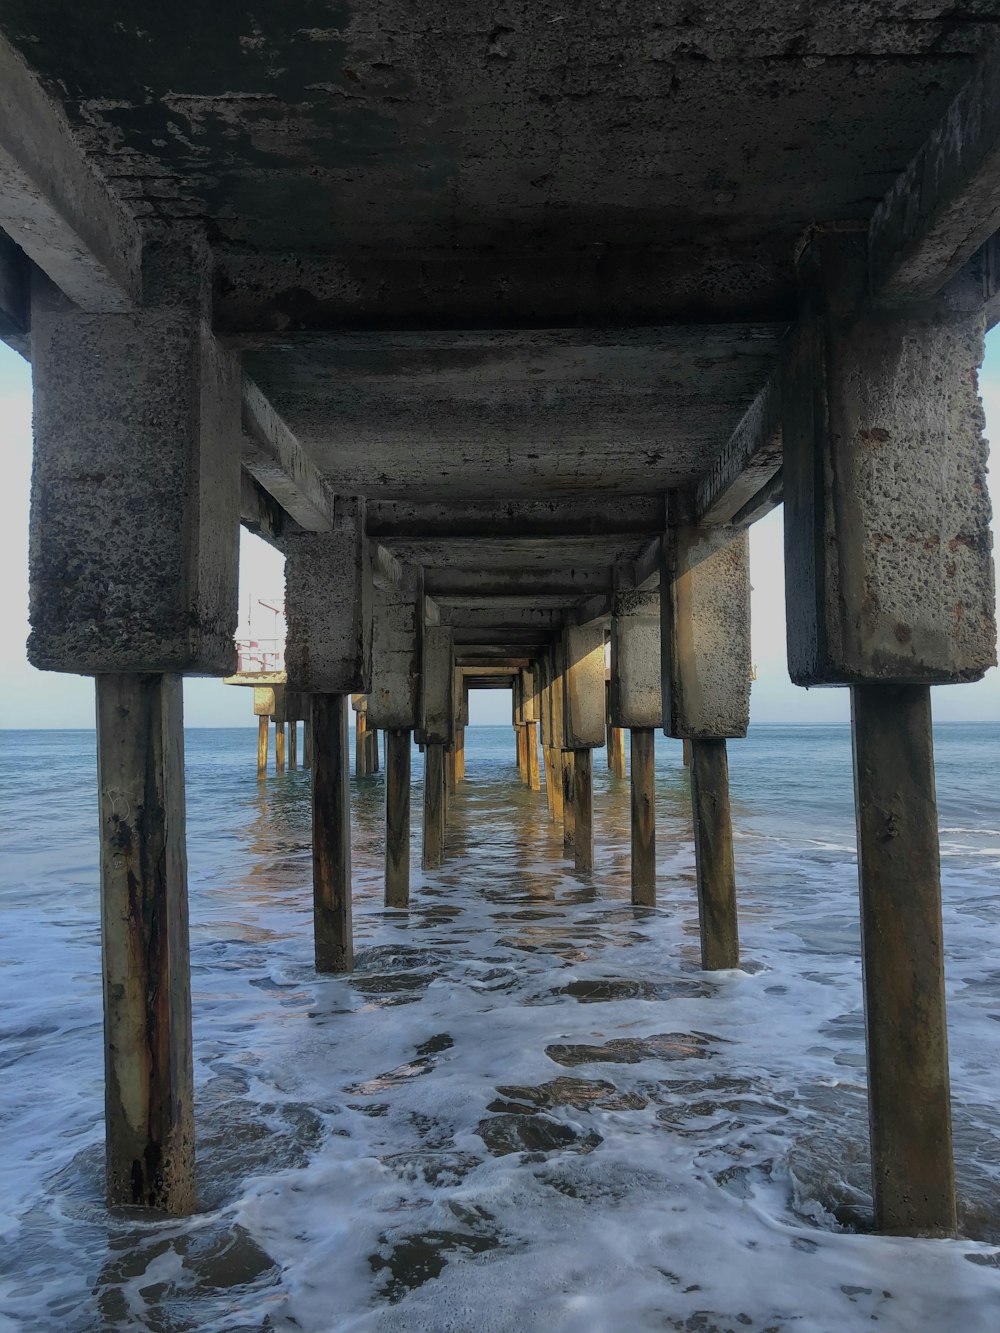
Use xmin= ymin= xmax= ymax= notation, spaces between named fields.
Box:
xmin=662 ymin=527 xmax=751 ymax=739
xmin=784 ymin=242 xmax=997 ymax=686
xmin=563 ymin=624 xmax=606 ymax=749
xmin=367 ymin=590 xmax=419 ymax=730
xmin=283 ymin=504 xmax=372 ymax=694
xmin=421 ymin=626 xmax=454 ymax=745
xmin=28 ymin=310 xmax=240 ymax=674
xmin=611 ymin=590 xmax=663 ymax=730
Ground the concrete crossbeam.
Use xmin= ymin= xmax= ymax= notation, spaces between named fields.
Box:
xmin=367 ymin=497 xmax=665 ymax=541
xmin=0 ymin=33 xmax=140 ymax=309
xmin=870 ymin=40 xmax=1000 ymax=306
xmin=784 ymin=230 xmax=996 ymax=686
xmin=29 ymin=308 xmax=241 ymax=675
xmin=242 ymin=376 xmax=335 ymax=532
xmin=695 ymin=374 xmax=782 ymax=526
xmin=284 ymin=499 xmax=373 ymax=694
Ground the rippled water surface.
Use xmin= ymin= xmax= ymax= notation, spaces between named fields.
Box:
xmin=1 ymin=723 xmax=999 ymax=1332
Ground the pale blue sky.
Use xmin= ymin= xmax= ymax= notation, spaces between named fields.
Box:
xmin=2 ymin=332 xmax=998 ymax=728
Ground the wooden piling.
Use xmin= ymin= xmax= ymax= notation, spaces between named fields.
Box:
xmin=525 ymin=720 xmax=541 ymax=791
xmin=368 ymin=726 xmax=380 ymax=773
xmin=609 ymin=726 xmax=627 ymax=780
xmin=356 ymin=710 xmax=368 ymax=777
xmin=630 ymin=728 xmax=656 ymax=905
xmin=455 ymin=728 xmax=466 ymax=782
xmin=573 ymin=748 xmax=593 ymax=872
xmin=516 ymin=724 xmax=528 ymax=783
xmin=423 ymin=743 xmax=445 ymax=869
xmin=257 ymin=715 xmax=269 ymax=779
xmin=689 ymin=738 xmax=739 ymax=970
xmin=385 ymin=728 xmax=411 ymax=908
xmin=446 ymin=744 xmax=457 ymax=795
xmin=96 ymin=673 xmax=195 ymax=1213
xmin=311 ymin=694 xmax=353 ymax=973
xmin=851 ymin=684 xmax=956 ymax=1236
xmin=302 ymin=717 xmax=312 ymax=769
xmin=288 ymin=718 xmax=298 ymax=770
xmin=275 ymin=721 xmax=286 ymax=773
xmin=561 ymin=750 xmax=575 ymax=851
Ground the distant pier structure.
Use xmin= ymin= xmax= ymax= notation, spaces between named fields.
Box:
xmin=5 ymin=4 xmax=999 ymax=1238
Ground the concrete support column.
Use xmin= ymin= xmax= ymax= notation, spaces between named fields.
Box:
xmin=285 ymin=500 xmax=373 ymax=974
xmin=573 ymin=748 xmax=593 ymax=872
xmin=29 ymin=280 xmax=242 ymax=1216
xmin=689 ymin=738 xmax=738 ymax=969
xmin=96 ymin=673 xmax=194 ymax=1213
xmin=355 ymin=706 xmax=369 ymax=777
xmin=385 ymin=728 xmax=411 ymax=908
xmin=311 ymin=693 xmax=353 ymax=973
xmin=423 ymin=744 xmax=446 ymax=869
xmin=420 ymin=624 xmax=454 ymax=867
xmin=852 ymin=684 xmax=955 ymax=1235
xmin=662 ymin=525 xmax=750 ymax=966
xmin=561 ymin=624 xmax=604 ymax=858
xmin=612 ymin=590 xmax=662 ymax=905
xmin=782 ymin=233 xmax=996 ymax=1235
xmin=630 ymin=729 xmax=656 ymax=906
xmin=257 ymin=716 xmax=269 ymax=778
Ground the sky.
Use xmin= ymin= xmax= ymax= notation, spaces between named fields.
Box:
xmin=2 ymin=331 xmax=999 ymax=729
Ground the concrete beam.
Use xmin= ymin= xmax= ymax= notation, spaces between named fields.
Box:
xmin=0 ymin=228 xmax=29 ymax=341
xmin=870 ymin=41 xmax=1000 ymax=305
xmin=240 ymin=471 xmax=285 ymax=548
xmin=424 ymin=570 xmax=613 ymax=599
xmin=0 ymin=33 xmax=140 ymax=310
xmin=563 ymin=624 xmax=606 ymax=749
xmin=370 ymin=542 xmax=406 ymax=593
xmin=695 ymin=374 xmax=782 ymax=525
xmin=215 ymin=253 xmax=794 ymax=337
xmin=284 ymin=499 xmax=373 ymax=694
xmin=241 ymin=377 xmax=334 ymax=532
xmin=367 ymin=496 xmax=665 ymax=541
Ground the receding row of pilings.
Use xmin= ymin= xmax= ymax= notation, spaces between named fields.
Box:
xmin=26 ymin=232 xmax=997 ymax=1237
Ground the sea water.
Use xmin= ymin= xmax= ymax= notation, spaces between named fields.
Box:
xmin=1 ymin=724 xmax=999 ymax=1332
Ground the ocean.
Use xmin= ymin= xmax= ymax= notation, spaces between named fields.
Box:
xmin=1 ymin=723 xmax=999 ymax=1332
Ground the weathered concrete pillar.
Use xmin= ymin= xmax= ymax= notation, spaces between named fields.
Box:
xmin=689 ymin=738 xmax=738 ymax=968
xmin=275 ymin=721 xmax=286 ymax=773
xmin=421 ymin=625 xmax=454 ymax=869
xmin=852 ymin=684 xmax=955 ymax=1235
xmin=573 ymin=748 xmax=593 ymax=872
xmin=423 ymin=744 xmax=446 ymax=869
xmin=612 ymin=590 xmax=662 ymax=905
xmin=630 ymin=730 xmax=656 ymax=906
xmin=385 ymin=728 xmax=411 ymax=908
xmin=662 ymin=523 xmax=750 ymax=966
xmin=355 ymin=704 xmax=369 ymax=778
xmin=783 ymin=233 xmax=995 ymax=1234
xmin=522 ymin=667 xmax=541 ymax=792
xmin=548 ymin=648 xmax=565 ymax=825
xmin=285 ymin=500 xmax=372 ymax=973
xmin=29 ymin=280 xmax=241 ymax=1215
xmin=96 ymin=673 xmax=195 ymax=1213
xmin=562 ymin=625 xmax=605 ymax=863
xmin=369 ymin=585 xmax=420 ymax=905
xmin=310 ymin=693 xmax=353 ymax=972
xmin=288 ymin=718 xmax=298 ymax=770
xmin=257 ymin=715 xmax=269 ymax=778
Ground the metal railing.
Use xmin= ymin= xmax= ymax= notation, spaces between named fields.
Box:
xmin=234 ymin=638 xmax=285 ymax=674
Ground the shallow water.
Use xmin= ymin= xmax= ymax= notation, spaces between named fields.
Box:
xmin=1 ymin=723 xmax=999 ymax=1332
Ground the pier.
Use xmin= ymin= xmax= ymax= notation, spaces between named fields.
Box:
xmin=3 ymin=2 xmax=999 ymax=1247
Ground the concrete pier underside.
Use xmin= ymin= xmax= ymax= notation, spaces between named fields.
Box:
xmin=5 ymin=2 xmax=1000 ymax=1237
